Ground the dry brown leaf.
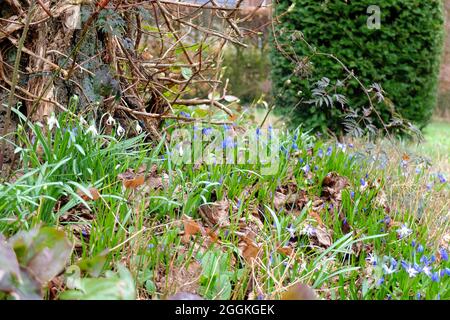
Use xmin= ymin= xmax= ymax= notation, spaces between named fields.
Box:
xmin=198 ymin=199 xmax=230 ymax=228
xmin=312 ymin=226 xmax=333 ymax=248
xmin=321 ymin=172 xmax=349 ymax=201
xmin=156 ymin=260 xmax=202 ymax=296
xmin=273 ymin=191 xmax=287 ymax=211
xmin=277 ymin=246 xmax=294 ymax=256
xmin=308 ymin=211 xmax=323 ymax=226
xmin=239 ymin=236 xmax=260 ymax=263
xmin=204 ymin=227 xmax=219 ymax=243
xmin=296 ymin=189 xmax=309 ymax=210
xmin=182 ymin=215 xmax=202 ymax=243
xmin=281 ymin=283 xmax=317 ymax=300
xmin=375 ymin=188 xmax=391 ymax=213
xmin=147 ymin=173 xmax=169 ymax=190
xmin=77 ymin=187 xmax=101 ymax=201
xmin=118 ymin=168 xmax=146 ymax=189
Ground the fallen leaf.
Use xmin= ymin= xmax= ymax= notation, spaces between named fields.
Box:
xmin=321 ymin=172 xmax=349 ymax=201
xmin=239 ymin=236 xmax=260 ymax=263
xmin=181 ymin=215 xmax=202 ymax=243
xmin=273 ymin=192 xmax=287 ymax=211
xmin=281 ymin=283 xmax=317 ymax=300
xmin=156 ymin=260 xmax=202 ymax=296
xmin=118 ymin=168 xmax=145 ymax=189
xmin=198 ymin=199 xmax=230 ymax=228
xmin=277 ymin=246 xmax=294 ymax=256
xmin=204 ymin=227 xmax=219 ymax=243
xmin=77 ymin=187 xmax=101 ymax=201
xmin=311 ymin=226 xmax=333 ymax=248
xmin=308 ymin=211 xmax=323 ymax=226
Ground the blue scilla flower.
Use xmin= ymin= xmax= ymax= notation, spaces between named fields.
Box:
xmin=445 ymin=268 xmax=450 ymax=276
xmin=411 ymin=240 xmax=416 ymax=248
xmin=439 ymin=248 xmax=448 ymax=261
xmin=291 ymin=143 xmax=298 ymax=151
xmin=299 ymin=158 xmax=304 ymax=164
xmin=431 ymin=272 xmax=440 ymax=282
xmin=302 ymin=164 xmax=310 ymax=174
xmin=223 ymin=124 xmax=231 ymax=131
xmin=438 ymin=173 xmax=447 ymax=184
xmin=420 ymin=255 xmax=430 ymax=265
xmin=417 ymin=244 xmax=424 ymax=253
xmin=431 ymin=255 xmax=436 ymax=263
xmin=416 ymin=293 xmax=421 ymax=300
xmin=326 ymin=146 xmax=333 ymax=156
xmin=179 ymin=111 xmax=191 ymax=118
xmin=222 ymin=136 xmax=235 ymax=149
xmin=360 ymin=178 xmax=367 ymax=188
xmin=377 ymin=277 xmax=384 ymax=286
xmin=318 ymin=148 xmax=323 ymax=158
xmin=350 ymin=191 xmax=355 ymax=199
xmin=391 ymin=258 xmax=398 ymax=269
xmin=202 ymin=127 xmax=212 ymax=135
xmin=401 ymin=260 xmax=409 ymax=269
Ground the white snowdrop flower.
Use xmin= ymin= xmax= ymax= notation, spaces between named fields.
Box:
xmin=47 ymin=113 xmax=59 ymax=130
xmin=116 ymin=124 xmax=125 ymax=136
xmin=86 ymin=123 xmax=98 ymax=136
xmin=106 ymin=114 xmax=116 ymax=126
xmin=135 ymin=121 xmax=142 ymax=134
xmin=397 ymin=224 xmax=412 ymax=239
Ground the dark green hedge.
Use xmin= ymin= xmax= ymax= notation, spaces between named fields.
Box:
xmin=271 ymin=0 xmax=445 ymax=133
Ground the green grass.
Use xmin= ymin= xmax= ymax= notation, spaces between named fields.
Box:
xmin=0 ymin=109 xmax=449 ymax=300
xmin=416 ymin=120 xmax=450 ymax=162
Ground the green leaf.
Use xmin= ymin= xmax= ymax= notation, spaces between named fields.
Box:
xmin=0 ymin=235 xmax=21 ymax=292
xmin=181 ymin=67 xmax=193 ymax=80
xmin=60 ymin=264 xmax=135 ymax=300
xmin=9 ymin=227 xmax=72 ymax=284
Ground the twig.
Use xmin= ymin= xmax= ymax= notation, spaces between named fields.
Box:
xmin=0 ymin=1 xmax=36 ymax=172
